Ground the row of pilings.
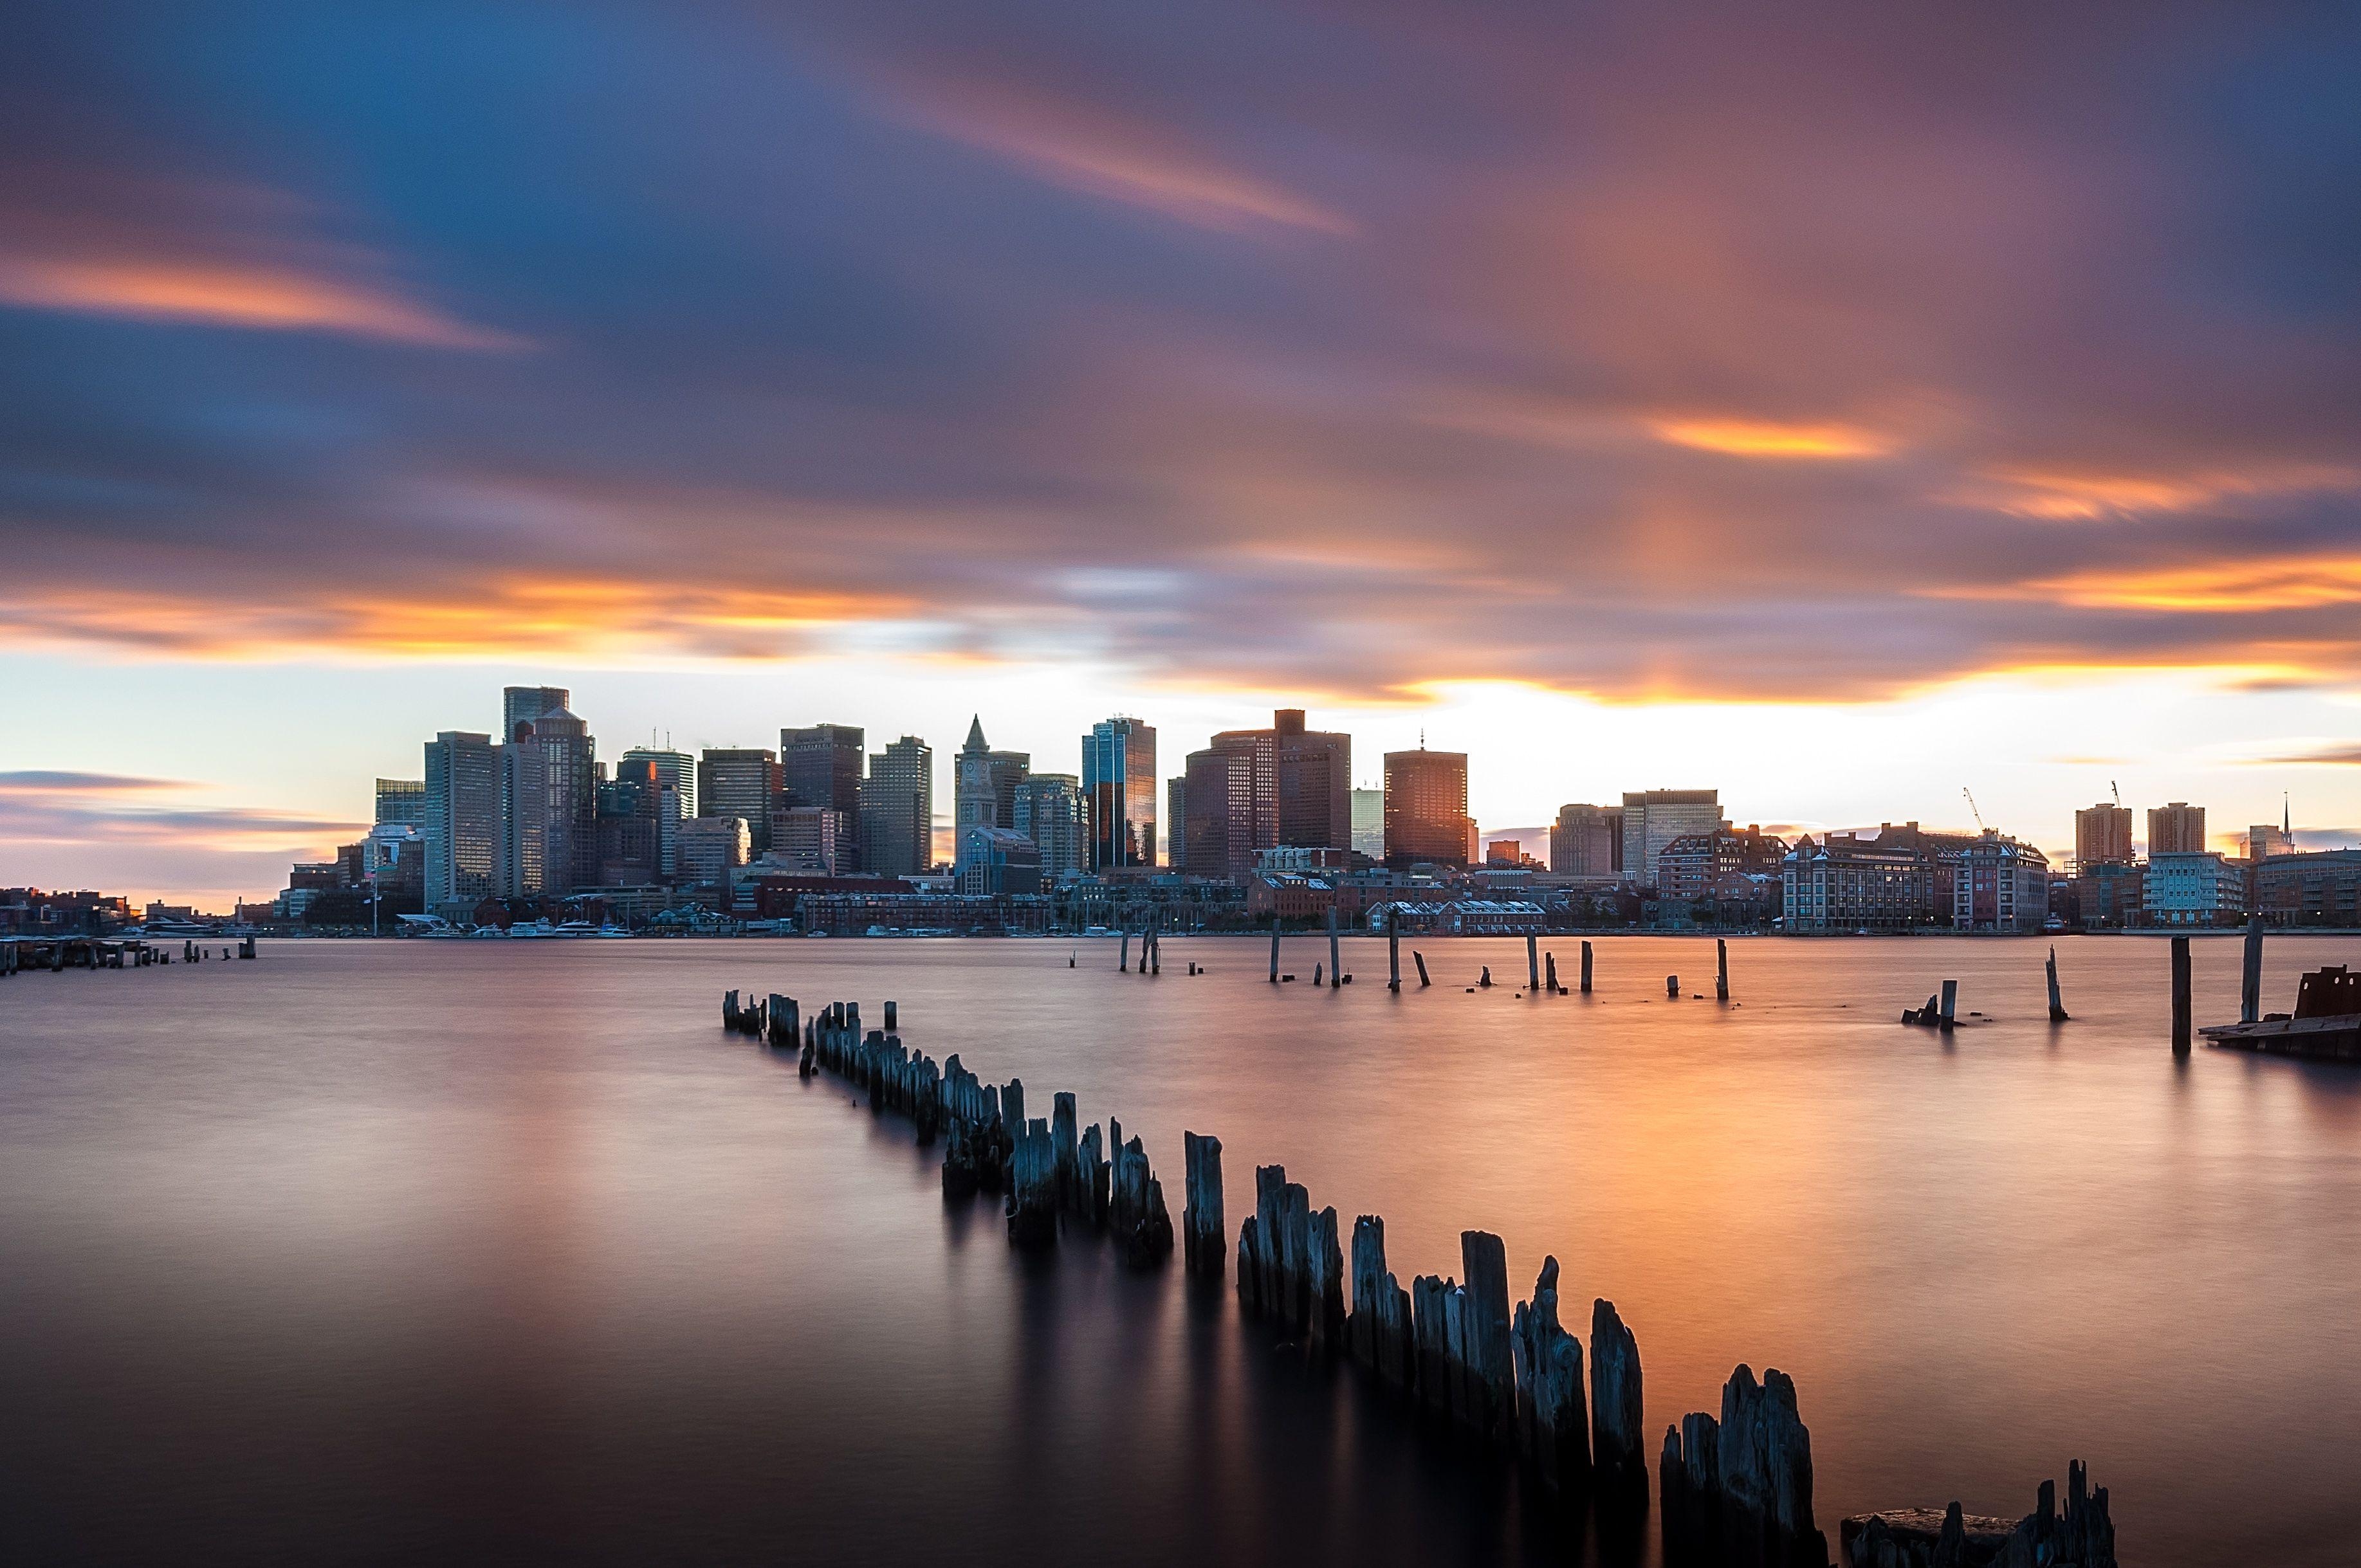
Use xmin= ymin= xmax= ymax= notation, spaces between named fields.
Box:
xmin=730 ymin=985 xmax=2115 ymax=1568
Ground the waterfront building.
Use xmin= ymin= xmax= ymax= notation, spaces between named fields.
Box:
xmin=2145 ymin=850 xmax=2245 ymax=926
xmin=1951 ymin=832 xmax=2051 ymax=932
xmin=698 ymin=749 xmax=782 ymax=853
xmin=676 ymin=816 xmax=751 ymax=888
xmin=1350 ymin=787 xmax=1384 ymax=860
xmin=2148 ymin=801 xmax=2207 ymax=855
xmin=1083 ymin=716 xmax=1157 ymax=869
xmin=1621 ymin=790 xmax=1725 ymax=888
xmin=1383 ymin=747 xmax=1473 ymax=868
xmin=423 ymin=731 xmax=501 ymax=915
xmin=360 ymin=823 xmax=425 ymax=902
xmin=2254 ymin=850 xmax=2361 ymax=926
xmin=593 ymin=760 xmax=663 ymax=886
xmin=1658 ymin=826 xmax=1787 ymax=901
xmin=1013 ymin=773 xmax=1088 ymax=883
xmin=2075 ymin=860 xmax=2145 ymax=929
xmin=1782 ymin=832 xmax=1933 ymax=933
xmin=1185 ymin=730 xmax=1279 ymax=880
xmin=1549 ymin=803 xmax=1622 ymax=879
xmin=2074 ymin=803 xmax=2134 ymax=868
xmin=374 ymin=778 xmax=426 ymax=827
xmin=2248 ymin=823 xmax=2293 ymax=861
xmin=857 ymin=735 xmax=933 ymax=879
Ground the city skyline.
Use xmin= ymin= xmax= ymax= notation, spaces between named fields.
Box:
xmin=5 ymin=5 xmax=2360 ymax=905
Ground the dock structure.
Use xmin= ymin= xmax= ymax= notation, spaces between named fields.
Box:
xmin=2204 ymin=963 xmax=2361 ymax=1062
xmin=0 ymin=934 xmax=253 ymax=974
xmin=739 ymin=986 xmax=2113 ymax=1563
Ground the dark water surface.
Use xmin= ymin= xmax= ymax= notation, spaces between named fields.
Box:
xmin=6 ymin=935 xmax=2360 ymax=1564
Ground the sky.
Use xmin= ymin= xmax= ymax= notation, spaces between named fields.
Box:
xmin=3 ymin=2 xmax=2358 ymax=906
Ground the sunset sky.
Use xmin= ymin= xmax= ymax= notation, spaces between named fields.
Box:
xmin=5 ymin=3 xmax=2359 ymax=906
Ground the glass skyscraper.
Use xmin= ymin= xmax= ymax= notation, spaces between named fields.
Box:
xmin=1082 ymin=716 xmax=1156 ymax=870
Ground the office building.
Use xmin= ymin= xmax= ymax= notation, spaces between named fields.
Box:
xmin=2074 ymin=803 xmax=2134 ymax=868
xmin=620 ymin=746 xmax=695 ymax=818
xmin=2148 ymin=802 xmax=2207 ymax=855
xmin=1166 ymin=777 xmax=1188 ymax=872
xmin=1550 ymin=803 xmax=1622 ymax=879
xmin=502 ymin=686 xmax=571 ymax=745
xmin=676 ymin=816 xmax=751 ymax=888
xmin=1272 ymin=709 xmax=1352 ymax=850
xmin=594 ymin=761 xmax=662 ymax=886
xmin=1014 ymin=773 xmax=1088 ymax=882
xmin=767 ymin=804 xmax=846 ymax=877
xmin=1621 ymin=790 xmax=1726 ymax=887
xmin=374 ymin=778 xmax=426 ymax=827
xmin=1782 ymin=833 xmax=1932 ymax=933
xmin=699 ymin=749 xmax=783 ymax=853
xmin=1184 ymin=731 xmax=1280 ymax=880
xmin=2145 ymin=850 xmax=2244 ymax=926
xmin=953 ymin=718 xmax=1032 ymax=888
xmin=1383 ymin=747 xmax=1473 ymax=867
xmin=1083 ymin=716 xmax=1157 ymax=869
xmin=423 ymin=731 xmax=501 ymax=915
xmin=2076 ymin=861 xmax=2146 ymax=929
xmin=506 ymin=704 xmax=596 ymax=897
xmin=782 ymin=724 xmax=865 ymax=869
xmin=1350 ymin=787 xmax=1384 ymax=861
xmin=957 ymin=826 xmax=1043 ymax=898
xmin=858 ymin=734 xmax=934 ymax=879
xmin=1951 ymin=833 xmax=2051 ymax=933
xmin=2248 ymin=823 xmax=2293 ymax=861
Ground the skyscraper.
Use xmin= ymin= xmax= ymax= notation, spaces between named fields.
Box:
xmin=2149 ymin=801 xmax=2207 ymax=855
xmin=782 ymin=723 xmax=865 ymax=870
xmin=1621 ymin=790 xmax=1725 ymax=887
xmin=423 ymin=731 xmax=501 ymax=915
xmin=506 ymin=704 xmax=596 ymax=897
xmin=620 ymin=746 xmax=695 ymax=817
xmin=374 ymin=778 xmax=426 ymax=827
xmin=699 ymin=749 xmax=782 ymax=853
xmin=1166 ymin=776 xmax=1188 ymax=872
xmin=1083 ymin=716 xmax=1156 ymax=870
xmin=1383 ymin=747 xmax=1472 ymax=867
xmin=1184 ymin=730 xmax=1278 ymax=879
xmin=1015 ymin=773 xmax=1088 ymax=882
xmin=502 ymin=686 xmax=571 ymax=743
xmin=1272 ymin=709 xmax=1352 ymax=850
xmin=858 ymin=734 xmax=934 ymax=879
xmin=1550 ymin=803 xmax=1623 ymax=877
xmin=953 ymin=717 xmax=1031 ymax=891
xmin=2074 ymin=803 xmax=2134 ymax=868
xmin=1350 ymin=787 xmax=1384 ymax=861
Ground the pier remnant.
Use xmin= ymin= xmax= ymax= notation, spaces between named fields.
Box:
xmin=1480 ymin=965 xmax=1493 ymax=989
xmin=1110 ymin=1131 xmax=1173 ymax=1264
xmin=1270 ymin=916 xmax=1281 ymax=983
xmin=1581 ymin=940 xmax=1593 ymax=993
xmin=1842 ymin=1462 xmax=2114 ymax=1567
xmin=1119 ymin=929 xmax=1130 ymax=973
xmin=1591 ymin=1297 xmax=1647 ymax=1508
xmin=1328 ymin=906 xmax=1342 ymax=989
xmin=2047 ymin=949 xmax=2070 ymax=1023
xmin=1008 ymin=1118 xmax=1056 ymax=1246
xmin=1545 ymin=951 xmax=1560 ymax=994
xmin=1940 ymin=979 xmax=1958 ymax=1028
xmin=1348 ymin=1215 xmax=1414 ymax=1387
xmin=2171 ymin=935 xmax=2192 ymax=1054
xmin=1389 ymin=924 xmax=1401 ymax=991
xmin=1460 ymin=1231 xmax=1516 ymax=1441
xmin=1182 ymin=1132 xmax=1224 ymax=1276
xmin=1527 ymin=934 xmax=1540 ymax=993
xmin=1717 ymin=938 xmax=1730 ymax=1001
xmin=2241 ymin=915 xmax=2264 ymax=1024
xmin=1666 ymin=974 xmax=1680 ymax=998
xmin=1511 ymin=1257 xmax=1589 ymax=1491
xmin=1414 ymin=950 xmax=1431 ymax=987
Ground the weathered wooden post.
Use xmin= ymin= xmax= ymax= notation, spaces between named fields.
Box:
xmin=1119 ymin=929 xmax=1130 ymax=972
xmin=1581 ymin=940 xmax=1593 ymax=992
xmin=2241 ymin=915 xmax=2264 ymax=1025
xmin=1527 ymin=933 xmax=1540 ymax=993
xmin=1545 ymin=951 xmax=1559 ymax=993
xmin=1716 ymin=938 xmax=1729 ymax=1001
xmin=1414 ymin=950 xmax=1431 ymax=987
xmin=1592 ymin=1297 xmax=1648 ymax=1508
xmin=1480 ymin=965 xmax=1493 ymax=989
xmin=1666 ymin=974 xmax=1679 ymax=998
xmin=1269 ymin=916 xmax=1281 ymax=983
xmin=1939 ymin=978 xmax=1958 ymax=1030
xmin=2171 ymin=935 xmax=2192 ymax=1054
xmin=2047 ymin=948 xmax=2070 ymax=1022
xmin=883 ymin=999 xmax=897 ymax=1031
xmin=1327 ymin=905 xmax=1341 ymax=989
xmin=1182 ymin=1131 xmax=1223 ymax=1276
xmin=1388 ymin=921 xmax=1401 ymax=991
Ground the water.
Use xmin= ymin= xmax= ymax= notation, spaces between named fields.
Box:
xmin=5 ymin=935 xmax=2358 ymax=1565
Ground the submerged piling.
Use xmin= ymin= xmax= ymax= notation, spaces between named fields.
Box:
xmin=1414 ymin=950 xmax=1431 ymax=987
xmin=1327 ymin=906 xmax=1341 ymax=989
xmin=2171 ymin=935 xmax=2192 ymax=1054
xmin=1269 ymin=916 xmax=1281 ymax=983
xmin=1389 ymin=924 xmax=1401 ymax=992
xmin=2047 ymin=947 xmax=2070 ymax=1022
xmin=1716 ymin=938 xmax=1729 ymax=1001
xmin=1527 ymin=933 xmax=1540 ymax=993
xmin=1183 ymin=1131 xmax=1224 ymax=1276
xmin=2241 ymin=915 xmax=2264 ymax=1025
xmin=1581 ymin=940 xmax=1593 ymax=993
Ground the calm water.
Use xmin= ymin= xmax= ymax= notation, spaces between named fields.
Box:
xmin=5 ymin=934 xmax=2359 ymax=1565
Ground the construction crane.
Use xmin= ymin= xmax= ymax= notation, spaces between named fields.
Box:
xmin=2111 ymin=779 xmax=2122 ymax=808
xmin=1963 ymin=786 xmax=1987 ymax=832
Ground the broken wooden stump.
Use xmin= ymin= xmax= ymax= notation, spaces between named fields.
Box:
xmin=1591 ymin=1297 xmax=1648 ymax=1509
xmin=1841 ymin=1461 xmax=2113 ymax=1568
xmin=1348 ymin=1214 xmax=1415 ymax=1387
xmin=1717 ymin=938 xmax=1730 ymax=1001
xmin=1182 ymin=1132 xmax=1224 ymax=1276
xmin=1109 ymin=1129 xmax=1173 ymax=1265
xmin=1414 ymin=950 xmax=1431 ymax=987
xmin=1006 ymin=1117 xmax=1056 ymax=1247
xmin=2046 ymin=949 xmax=2069 ymax=1023
xmin=1511 ymin=1257 xmax=1589 ymax=1492
xmin=1581 ymin=940 xmax=1594 ymax=992
xmin=2172 ymin=935 xmax=2192 ymax=1054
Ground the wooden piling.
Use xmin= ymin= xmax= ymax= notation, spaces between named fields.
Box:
xmin=1716 ymin=938 xmax=1729 ymax=1001
xmin=883 ymin=999 xmax=897 ymax=1031
xmin=1545 ymin=951 xmax=1559 ymax=994
xmin=1592 ymin=1297 xmax=1648 ymax=1508
xmin=1511 ymin=1257 xmax=1589 ymax=1492
xmin=1183 ymin=1131 xmax=1224 ymax=1276
xmin=2241 ymin=916 xmax=2264 ymax=1025
xmin=1269 ymin=916 xmax=1281 ymax=983
xmin=1119 ymin=929 xmax=1130 ymax=972
xmin=1939 ymin=979 xmax=1958 ymax=1030
xmin=1581 ymin=940 xmax=1593 ymax=993
xmin=1527 ymin=933 xmax=1540 ymax=993
xmin=2047 ymin=948 xmax=2070 ymax=1022
xmin=2171 ymin=935 xmax=2192 ymax=1054
xmin=1388 ymin=924 xmax=1401 ymax=991
xmin=1666 ymin=974 xmax=1679 ymax=998
xmin=1327 ymin=906 xmax=1341 ymax=989
xmin=1414 ymin=950 xmax=1430 ymax=987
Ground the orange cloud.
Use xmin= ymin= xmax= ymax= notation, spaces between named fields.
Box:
xmin=1960 ymin=463 xmax=2361 ymax=521
xmin=1646 ymin=417 xmax=1889 ymax=459
xmin=1949 ymin=556 xmax=2361 ymax=613
xmin=0 ymin=255 xmax=523 ymax=349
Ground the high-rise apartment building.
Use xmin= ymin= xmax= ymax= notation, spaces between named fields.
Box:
xmin=1184 ymin=731 xmax=1280 ymax=879
xmin=1014 ymin=773 xmax=1088 ymax=883
xmin=1083 ymin=716 xmax=1157 ymax=869
xmin=1550 ymin=803 xmax=1624 ymax=879
xmin=781 ymin=724 xmax=865 ymax=869
xmin=699 ymin=749 xmax=782 ymax=853
xmin=2074 ymin=803 xmax=2134 ymax=868
xmin=1621 ymin=790 xmax=1725 ymax=887
xmin=1350 ymin=787 xmax=1384 ymax=861
xmin=423 ymin=731 xmax=501 ymax=915
xmin=1383 ymin=747 xmax=1473 ymax=867
xmin=374 ymin=778 xmax=427 ymax=827
xmin=2148 ymin=802 xmax=2206 ymax=855
xmin=858 ymin=734 xmax=933 ymax=879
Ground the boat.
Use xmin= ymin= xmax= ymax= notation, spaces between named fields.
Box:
xmin=2200 ymin=965 xmax=2361 ymax=1061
